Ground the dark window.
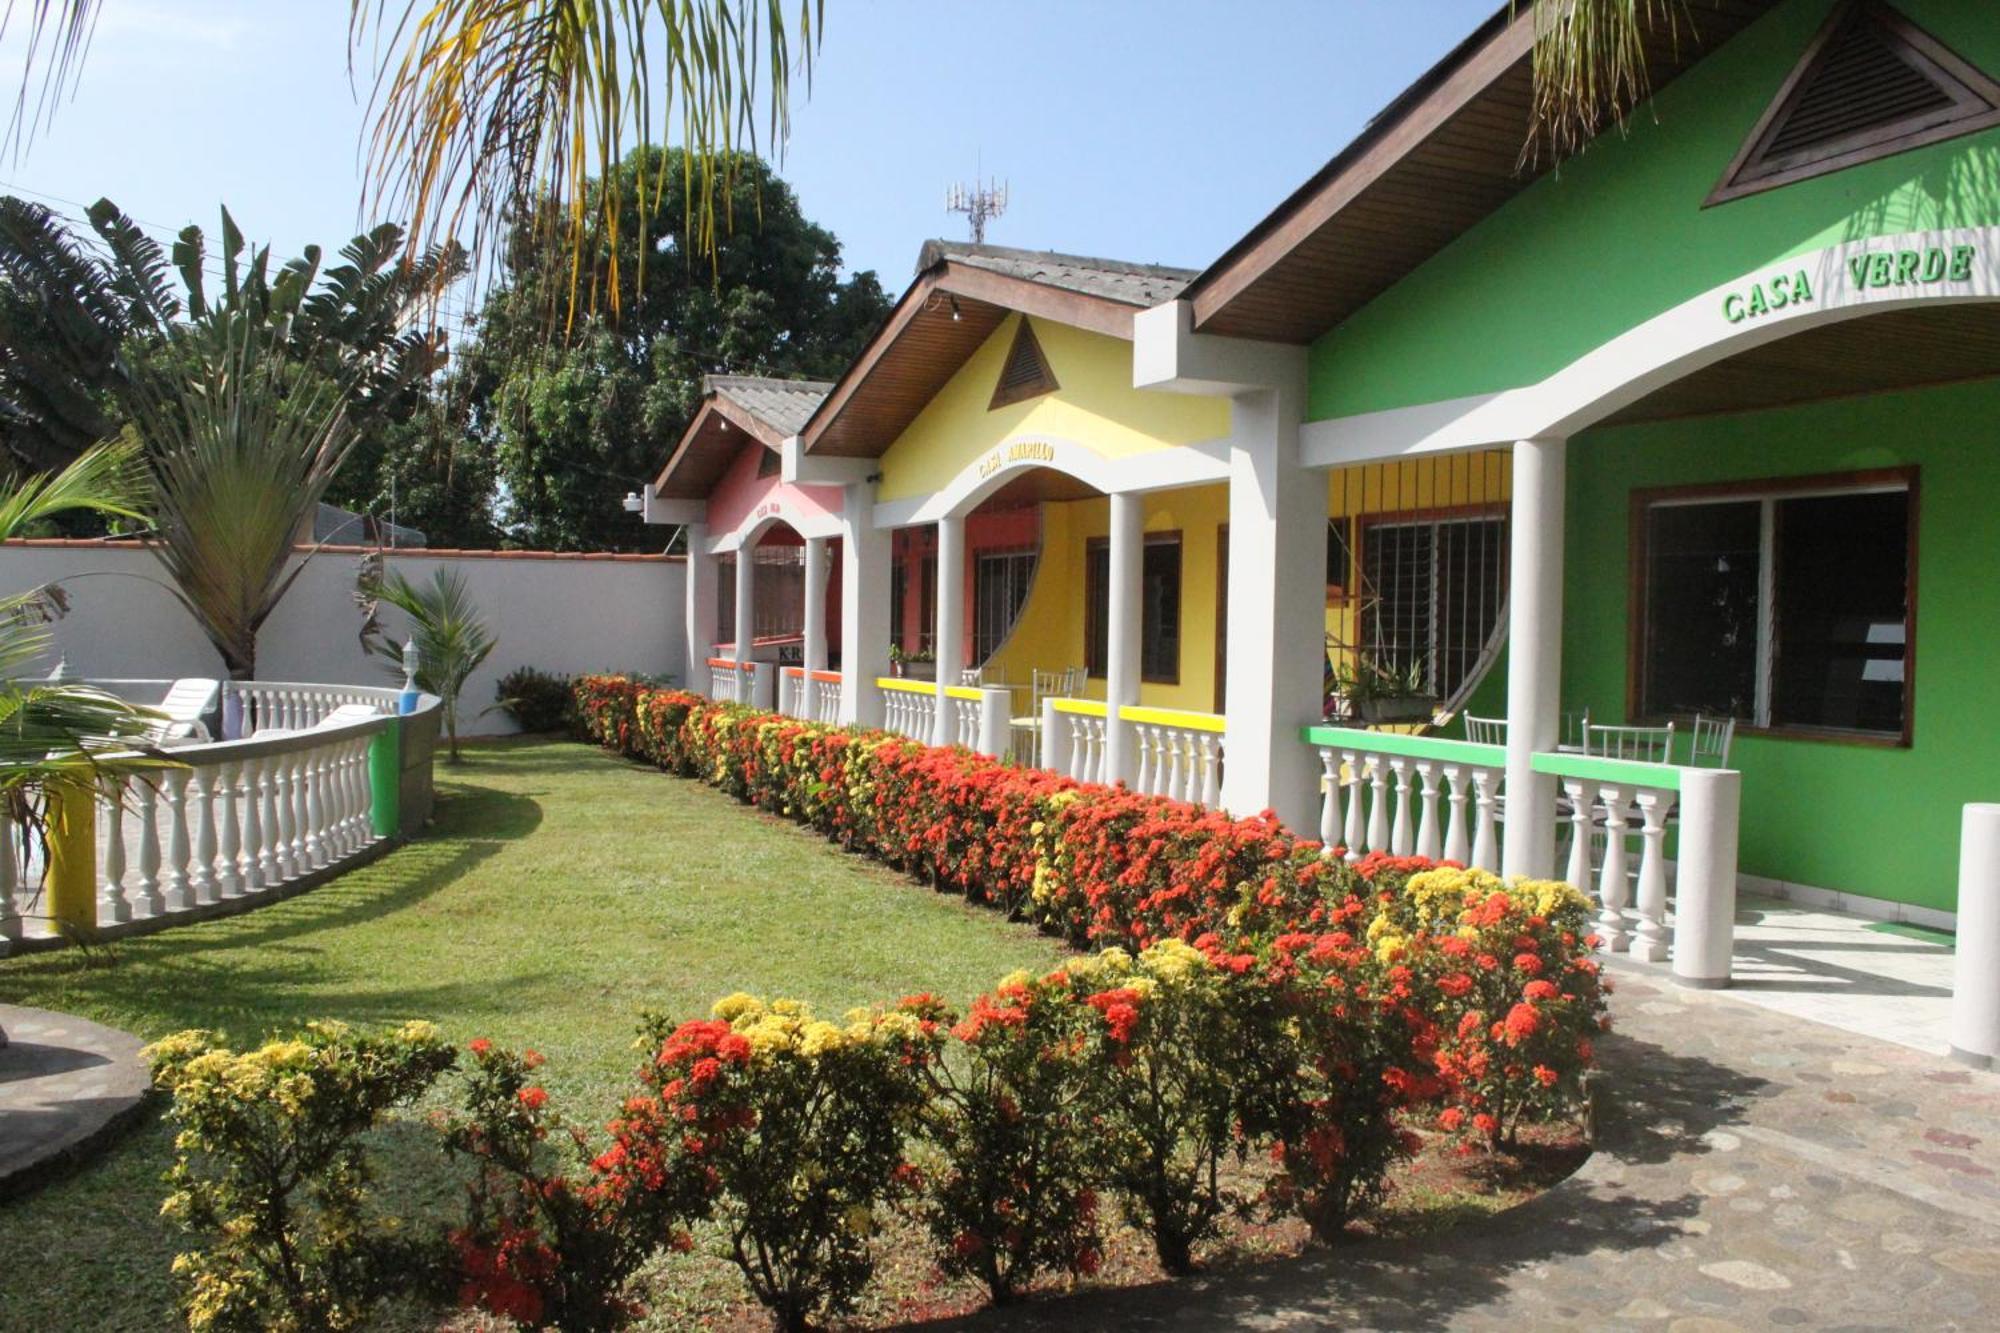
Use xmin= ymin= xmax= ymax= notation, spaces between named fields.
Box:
xmin=917 ymin=553 xmax=937 ymax=655
xmin=972 ymin=549 xmax=1037 ymax=666
xmin=1326 ymin=516 xmax=1354 ymax=602
xmin=718 ymin=555 xmax=736 ymax=645
xmin=1085 ymin=533 xmax=1182 ymax=684
xmin=889 ymin=561 xmax=907 ymax=651
xmin=1637 ymin=476 xmax=1913 ymax=739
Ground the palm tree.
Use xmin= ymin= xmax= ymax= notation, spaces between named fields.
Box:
xmin=0 ymin=197 xmax=459 ymax=474
xmin=129 ymin=322 xmax=358 ymax=682
xmin=356 ymin=563 xmax=496 ymax=762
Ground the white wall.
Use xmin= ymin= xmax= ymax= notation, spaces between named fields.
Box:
xmin=0 ymin=541 xmax=687 ymax=735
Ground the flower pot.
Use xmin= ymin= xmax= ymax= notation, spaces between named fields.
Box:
xmin=1355 ymin=695 xmax=1438 ymax=726
xmin=903 ymin=661 xmax=937 ymax=682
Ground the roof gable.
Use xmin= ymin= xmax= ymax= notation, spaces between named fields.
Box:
xmin=801 ymin=242 xmax=1198 ymax=459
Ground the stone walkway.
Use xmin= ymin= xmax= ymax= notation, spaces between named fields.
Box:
xmin=0 ymin=1004 xmax=151 ymax=1198
xmin=922 ymin=959 xmax=2000 ymax=1330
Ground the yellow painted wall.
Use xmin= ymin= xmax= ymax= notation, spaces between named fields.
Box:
xmin=983 ymin=483 xmax=1229 ymax=713
xmin=1322 ymin=450 xmax=1512 ymax=671
xmin=875 ymin=314 xmax=1232 ymax=504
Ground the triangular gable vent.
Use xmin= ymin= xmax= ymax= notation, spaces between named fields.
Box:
xmin=989 ymin=318 xmax=1059 ymax=410
xmin=1709 ymin=0 xmax=2000 ymax=205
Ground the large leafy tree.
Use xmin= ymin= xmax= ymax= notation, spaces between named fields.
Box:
xmin=0 ymin=197 xmax=491 ymax=540
xmin=463 ymin=147 xmax=889 ymax=551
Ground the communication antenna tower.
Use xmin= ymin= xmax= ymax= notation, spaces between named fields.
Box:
xmin=946 ymin=177 xmax=1008 ymax=244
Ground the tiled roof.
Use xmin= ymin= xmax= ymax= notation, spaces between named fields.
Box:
xmin=916 ymin=240 xmax=1197 ymax=308
xmin=704 ymin=374 xmax=833 ymax=437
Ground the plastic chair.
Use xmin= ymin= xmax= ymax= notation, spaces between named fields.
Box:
xmin=150 ymin=678 xmax=220 ymax=743
xmin=1462 ymin=713 xmax=1508 ymax=745
xmin=1689 ymin=713 xmax=1737 ymax=768
xmin=1583 ymin=721 xmax=1675 ymax=763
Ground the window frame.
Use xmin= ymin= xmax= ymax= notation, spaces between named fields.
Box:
xmin=1354 ymin=503 xmax=1509 ymax=705
xmin=1083 ymin=530 xmax=1184 ymax=686
xmin=1626 ymin=467 xmax=1920 ymax=749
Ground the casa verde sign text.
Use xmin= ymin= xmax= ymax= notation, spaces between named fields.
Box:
xmin=1722 ymin=243 xmax=1980 ymax=324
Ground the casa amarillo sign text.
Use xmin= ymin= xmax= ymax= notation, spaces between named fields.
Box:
xmin=1723 ymin=243 xmax=1981 ymax=324
xmin=976 ymin=439 xmax=1057 ymax=479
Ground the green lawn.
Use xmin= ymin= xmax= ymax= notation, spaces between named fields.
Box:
xmin=0 ymin=737 xmax=1068 ymax=1332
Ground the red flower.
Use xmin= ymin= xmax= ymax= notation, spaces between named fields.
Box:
xmin=1523 ymin=979 xmax=1559 ymax=1002
xmin=1532 ymin=1064 xmax=1559 ymax=1087
xmin=1502 ymin=1003 xmax=1541 ymax=1046
xmin=517 ymin=1085 xmax=549 ymax=1112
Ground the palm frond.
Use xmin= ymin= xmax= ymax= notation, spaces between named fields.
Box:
xmin=131 ymin=323 xmax=358 ymax=677
xmin=0 ymin=0 xmax=101 ymax=155
xmin=84 ymin=197 xmax=182 ymax=330
xmin=356 ymin=561 xmax=494 ymax=760
xmin=353 ymin=0 xmax=821 ymax=326
xmin=0 ymin=436 xmax=146 ymax=540
xmin=1524 ymin=0 xmax=1686 ymax=163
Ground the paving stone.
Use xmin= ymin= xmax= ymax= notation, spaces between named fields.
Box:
xmin=1698 ymin=1261 xmax=1792 ymax=1291
xmin=0 ymin=1003 xmax=151 ymax=1198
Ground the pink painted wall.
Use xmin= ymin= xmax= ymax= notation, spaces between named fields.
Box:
xmin=705 ymin=440 xmax=845 ymax=542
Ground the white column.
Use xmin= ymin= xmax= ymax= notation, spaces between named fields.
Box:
xmin=802 ymin=536 xmax=830 ymax=678
xmin=733 ymin=538 xmax=756 ymax=667
xmin=1219 ymin=385 xmax=1324 ymax=832
xmin=1502 ymin=437 xmax=1567 ymax=880
xmin=1671 ymin=768 xmax=1741 ymax=988
xmin=1951 ymin=803 xmax=2000 ymax=1067
xmin=1104 ymin=491 xmax=1144 ymax=785
xmin=932 ymin=514 xmax=966 ymax=746
xmin=838 ymin=482 xmax=891 ymax=729
xmin=683 ymin=522 xmax=718 ymax=693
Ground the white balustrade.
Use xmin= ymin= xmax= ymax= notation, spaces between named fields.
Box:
xmin=1306 ymin=728 xmax=1510 ymax=871
xmin=949 ymin=692 xmax=981 ymax=749
xmin=1307 ymin=728 xmax=1730 ymax=980
xmin=232 ymin=682 xmax=397 ymax=735
xmin=877 ymin=679 xmax=939 ymax=742
xmin=0 ymin=705 xmax=401 ymax=944
xmin=811 ymin=674 xmax=842 ymax=724
xmin=1128 ymin=708 xmax=1226 ymax=807
xmin=708 ymin=659 xmax=745 ymax=703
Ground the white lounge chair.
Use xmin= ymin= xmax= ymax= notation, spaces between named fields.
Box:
xmin=149 ymin=678 xmax=220 ymax=744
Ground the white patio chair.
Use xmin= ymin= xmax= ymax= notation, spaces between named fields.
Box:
xmin=148 ymin=678 xmax=219 ymax=744
xmin=1583 ymin=721 xmax=1675 ymax=763
xmin=1689 ymin=713 xmax=1737 ymax=768
xmin=1462 ymin=713 xmax=1507 ymax=745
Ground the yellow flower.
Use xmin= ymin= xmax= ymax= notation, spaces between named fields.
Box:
xmin=1140 ymin=938 xmax=1208 ymax=982
xmin=712 ymin=992 xmax=765 ymax=1023
xmin=799 ymin=1021 xmax=847 ymax=1058
xmin=843 ymin=1205 xmax=875 ymax=1237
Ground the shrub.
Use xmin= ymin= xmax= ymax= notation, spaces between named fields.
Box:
xmin=624 ymin=995 xmax=939 ymax=1333
xmin=1368 ymin=867 xmax=1609 ymax=1147
xmin=442 ymin=1040 xmax=695 ymax=1331
xmin=1259 ymin=921 xmax=1434 ymax=1243
xmin=146 ymin=1021 xmax=457 ymax=1333
xmin=913 ymin=981 xmax=1105 ymax=1303
xmin=494 ymin=667 xmax=574 ymax=734
xmin=571 ymin=674 xmax=646 ymax=752
xmin=1061 ymin=939 xmax=1295 ymax=1275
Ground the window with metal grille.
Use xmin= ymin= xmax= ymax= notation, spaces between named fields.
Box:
xmin=889 ymin=561 xmax=908 ymax=651
xmin=1709 ymin=0 xmax=2000 ymax=204
xmin=1636 ymin=472 xmax=1915 ymax=741
xmin=972 ymin=549 xmax=1038 ymax=666
xmin=917 ymin=553 xmax=937 ymax=655
xmin=1359 ymin=516 xmax=1506 ymax=704
xmin=989 ymin=319 xmax=1059 ymax=409
xmin=1084 ymin=533 xmax=1182 ymax=683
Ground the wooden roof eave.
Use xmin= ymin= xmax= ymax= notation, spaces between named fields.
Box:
xmin=651 ymin=396 xmax=785 ymax=495
xmin=1183 ymin=6 xmax=1535 ymax=338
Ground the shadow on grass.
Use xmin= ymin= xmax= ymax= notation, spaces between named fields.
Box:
xmin=901 ymin=1031 xmax=1770 ymax=1330
xmin=0 ymin=785 xmax=546 ymax=1041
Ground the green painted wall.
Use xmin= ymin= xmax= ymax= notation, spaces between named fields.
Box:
xmin=1554 ymin=379 xmax=2000 ymax=912
xmin=1310 ymin=0 xmax=2000 ymax=420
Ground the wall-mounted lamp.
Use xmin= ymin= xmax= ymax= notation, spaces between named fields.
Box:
xmin=949 ymin=295 xmax=962 ymax=322
xmin=622 ymin=491 xmax=644 ymax=514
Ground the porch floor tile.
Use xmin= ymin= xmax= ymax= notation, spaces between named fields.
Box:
xmin=1645 ymin=892 xmax=1958 ymax=1056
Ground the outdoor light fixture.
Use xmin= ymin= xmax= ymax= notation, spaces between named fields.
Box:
xmin=950 ymin=296 xmax=962 ymax=321
xmin=622 ymin=491 xmax=644 ymax=513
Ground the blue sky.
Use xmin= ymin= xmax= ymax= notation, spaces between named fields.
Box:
xmin=0 ymin=0 xmax=1496 ymax=312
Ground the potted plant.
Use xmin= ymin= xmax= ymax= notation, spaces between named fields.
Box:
xmin=1331 ymin=656 xmax=1437 ymax=726
xmin=901 ymin=648 xmax=937 ymax=682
